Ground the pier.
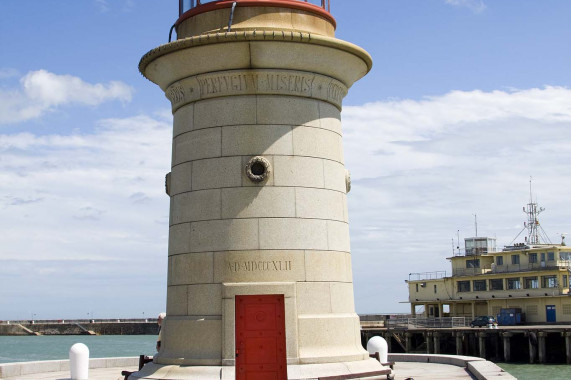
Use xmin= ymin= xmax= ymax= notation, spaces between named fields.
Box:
xmin=361 ymin=316 xmax=571 ymax=364
xmin=0 ymin=319 xmax=159 ymax=336
xmin=0 ymin=356 xmax=500 ymax=380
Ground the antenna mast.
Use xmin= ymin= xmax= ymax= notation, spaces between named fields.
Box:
xmin=523 ymin=177 xmax=545 ymax=245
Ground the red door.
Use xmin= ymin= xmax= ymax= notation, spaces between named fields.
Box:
xmin=235 ymin=294 xmax=287 ymax=380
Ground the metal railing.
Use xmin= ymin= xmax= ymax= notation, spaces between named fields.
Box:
xmin=386 ymin=317 xmax=467 ymax=329
xmin=0 ymin=318 xmax=157 ymax=325
xmin=453 ymin=262 xmax=565 ymax=277
xmin=180 ymin=0 xmax=331 ymax=15
xmin=408 ymin=271 xmax=447 ymax=281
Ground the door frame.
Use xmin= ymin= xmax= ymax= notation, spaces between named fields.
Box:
xmin=546 ymin=305 xmax=556 ymax=323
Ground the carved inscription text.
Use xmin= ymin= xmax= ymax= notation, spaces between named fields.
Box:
xmin=327 ymin=82 xmax=346 ymax=104
xmin=198 ymin=74 xmax=256 ymax=95
xmin=227 ymin=260 xmax=292 ymax=273
xmin=168 ymin=70 xmax=348 ymax=110
xmin=198 ymin=72 xmax=315 ymax=97
xmin=166 ymin=85 xmax=185 ymax=104
xmin=263 ymin=73 xmax=313 ymax=94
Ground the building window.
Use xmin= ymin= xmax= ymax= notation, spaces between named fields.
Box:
xmin=542 ymin=275 xmax=557 ymax=288
xmin=496 ymin=256 xmax=503 ymax=266
xmin=507 ymin=277 xmax=521 ymax=290
xmin=529 ymin=253 xmax=538 ymax=263
xmin=563 ymin=275 xmax=568 ymax=288
xmin=560 ymin=252 xmax=571 ymax=261
xmin=548 ymin=251 xmax=555 ymax=261
xmin=458 ymin=281 xmax=470 ymax=292
xmin=524 ymin=276 xmax=539 ymax=289
xmin=434 ymin=284 xmax=437 ymax=293
xmin=415 ymin=283 xmax=419 ymax=292
xmin=490 ymin=279 xmax=503 ymax=290
xmin=511 ymin=255 xmax=520 ymax=265
xmin=466 ymin=259 xmax=480 ymax=268
xmin=473 ymin=280 xmax=487 ymax=291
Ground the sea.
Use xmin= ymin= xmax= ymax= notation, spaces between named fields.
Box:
xmin=1 ymin=336 xmax=570 ymax=380
xmin=0 ymin=335 xmax=156 ymax=364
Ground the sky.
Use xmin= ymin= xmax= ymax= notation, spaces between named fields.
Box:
xmin=1 ymin=0 xmax=571 ymax=320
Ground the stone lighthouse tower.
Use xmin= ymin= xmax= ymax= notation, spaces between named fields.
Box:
xmin=135 ymin=1 xmax=379 ymax=379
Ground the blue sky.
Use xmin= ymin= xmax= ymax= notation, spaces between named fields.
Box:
xmin=1 ymin=0 xmax=571 ymax=320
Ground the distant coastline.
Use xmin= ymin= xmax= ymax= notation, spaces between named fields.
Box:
xmin=0 ymin=319 xmax=158 ymax=336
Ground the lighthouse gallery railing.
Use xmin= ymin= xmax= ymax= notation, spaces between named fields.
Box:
xmin=180 ymin=0 xmax=331 ymax=15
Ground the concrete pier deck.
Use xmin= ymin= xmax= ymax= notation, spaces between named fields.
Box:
xmin=395 ymin=362 xmax=476 ymax=379
xmin=0 ymin=366 xmax=136 ymax=380
xmin=0 ymin=354 xmax=514 ymax=379
xmin=1 ymin=362 xmax=474 ymax=380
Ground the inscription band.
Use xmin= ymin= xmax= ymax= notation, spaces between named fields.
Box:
xmin=226 ymin=260 xmax=293 ymax=273
xmin=166 ymin=69 xmax=348 ymax=112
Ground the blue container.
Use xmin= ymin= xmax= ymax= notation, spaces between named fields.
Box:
xmin=497 ymin=308 xmax=524 ymax=326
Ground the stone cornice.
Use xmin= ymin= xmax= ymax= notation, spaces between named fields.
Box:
xmin=139 ymin=30 xmax=372 ymax=83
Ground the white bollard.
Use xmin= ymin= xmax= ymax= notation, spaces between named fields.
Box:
xmin=69 ymin=343 xmax=89 ymax=380
xmin=366 ymin=336 xmax=388 ymax=364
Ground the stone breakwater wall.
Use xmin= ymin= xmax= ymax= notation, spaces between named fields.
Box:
xmin=0 ymin=322 xmax=158 ymax=336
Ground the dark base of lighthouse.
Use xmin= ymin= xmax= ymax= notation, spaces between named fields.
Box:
xmin=127 ymin=359 xmax=389 ymax=379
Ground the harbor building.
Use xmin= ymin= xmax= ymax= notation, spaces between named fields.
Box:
xmin=406 ymin=196 xmax=571 ymax=323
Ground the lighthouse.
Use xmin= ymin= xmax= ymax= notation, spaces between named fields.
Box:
xmin=135 ymin=1 xmax=379 ymax=378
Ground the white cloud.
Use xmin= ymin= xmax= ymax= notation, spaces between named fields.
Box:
xmin=94 ymin=0 xmax=109 ymax=12
xmin=94 ymin=0 xmax=136 ymax=13
xmin=0 ymin=113 xmax=171 ymax=263
xmin=123 ymin=0 xmax=136 ymax=12
xmin=0 ymin=70 xmax=133 ymax=125
xmin=0 ymin=68 xmax=19 ymax=79
xmin=0 ymin=111 xmax=171 ymax=319
xmin=2 ymin=86 xmax=571 ymax=317
xmin=342 ymin=86 xmax=571 ymax=313
xmin=343 ymin=86 xmax=571 ymax=180
xmin=445 ymin=0 xmax=487 ymax=13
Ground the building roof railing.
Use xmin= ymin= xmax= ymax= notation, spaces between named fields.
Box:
xmin=408 ymin=271 xmax=447 ymax=282
xmin=452 ymin=261 xmax=570 ymax=277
